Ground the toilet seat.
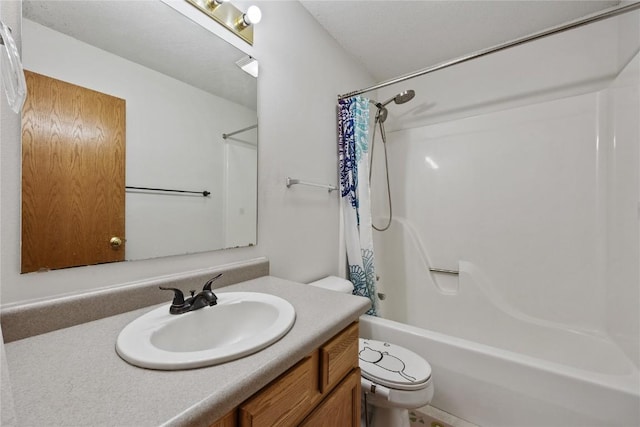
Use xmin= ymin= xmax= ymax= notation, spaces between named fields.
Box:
xmin=358 ymin=338 xmax=432 ymax=391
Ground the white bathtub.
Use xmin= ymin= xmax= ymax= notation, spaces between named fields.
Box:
xmin=359 ymin=315 xmax=640 ymax=427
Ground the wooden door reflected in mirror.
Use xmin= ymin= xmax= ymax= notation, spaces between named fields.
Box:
xmin=21 ymin=70 xmax=126 ymax=273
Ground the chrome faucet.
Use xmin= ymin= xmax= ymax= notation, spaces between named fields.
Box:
xmin=159 ymin=273 xmax=223 ymax=315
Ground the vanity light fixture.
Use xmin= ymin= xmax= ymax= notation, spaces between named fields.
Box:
xmin=235 ymin=5 xmax=262 ymax=30
xmin=206 ymin=0 xmax=229 ymax=9
xmin=185 ymin=0 xmax=261 ymax=45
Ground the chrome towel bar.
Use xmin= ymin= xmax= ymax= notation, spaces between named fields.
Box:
xmin=286 ymin=177 xmax=337 ymax=193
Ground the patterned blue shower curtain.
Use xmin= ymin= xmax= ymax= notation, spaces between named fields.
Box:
xmin=338 ymin=96 xmax=378 ymax=316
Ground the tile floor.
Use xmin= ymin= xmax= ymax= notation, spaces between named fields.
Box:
xmin=409 ymin=406 xmax=479 ymax=427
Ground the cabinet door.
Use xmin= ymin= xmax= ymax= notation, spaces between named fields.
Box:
xmin=239 ymin=352 xmax=321 ymax=426
xmin=300 ymin=369 xmax=361 ymax=427
xmin=210 ymin=410 xmax=236 ymax=427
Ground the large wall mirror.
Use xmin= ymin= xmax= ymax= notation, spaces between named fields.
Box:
xmin=20 ymin=0 xmax=258 ymax=273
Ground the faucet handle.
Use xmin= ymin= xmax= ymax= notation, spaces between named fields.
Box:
xmin=203 ymin=273 xmax=223 ymax=291
xmin=159 ymin=286 xmax=185 ymax=305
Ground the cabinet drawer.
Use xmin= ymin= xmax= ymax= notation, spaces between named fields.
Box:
xmin=239 ymin=351 xmax=320 ymax=427
xmin=319 ymin=322 xmax=359 ymax=393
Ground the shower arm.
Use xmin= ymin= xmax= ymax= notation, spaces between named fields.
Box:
xmin=369 ymin=99 xmax=384 ymax=109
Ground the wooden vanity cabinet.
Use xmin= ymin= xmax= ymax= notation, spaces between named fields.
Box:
xmin=211 ymin=411 xmax=237 ymax=427
xmin=210 ymin=322 xmax=360 ymax=427
xmin=299 ymin=370 xmax=361 ymax=427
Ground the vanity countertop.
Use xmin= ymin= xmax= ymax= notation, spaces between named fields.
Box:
xmin=3 ymin=276 xmax=370 ymax=427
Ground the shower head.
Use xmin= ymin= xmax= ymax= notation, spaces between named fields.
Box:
xmin=378 ymin=90 xmax=415 ymax=108
xmin=373 ymin=90 xmax=415 ymax=123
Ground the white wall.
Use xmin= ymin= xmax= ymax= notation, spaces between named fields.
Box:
xmin=0 ymin=0 xmax=373 ymax=304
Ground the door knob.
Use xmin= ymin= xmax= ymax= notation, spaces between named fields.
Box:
xmin=110 ymin=236 xmax=123 ymax=249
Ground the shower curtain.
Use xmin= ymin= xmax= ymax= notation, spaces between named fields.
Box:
xmin=338 ymin=96 xmax=378 ymax=316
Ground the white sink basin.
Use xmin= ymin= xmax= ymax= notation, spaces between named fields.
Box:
xmin=116 ymin=292 xmax=296 ymax=370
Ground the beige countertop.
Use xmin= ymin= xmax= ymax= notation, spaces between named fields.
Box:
xmin=4 ymin=276 xmax=370 ymax=427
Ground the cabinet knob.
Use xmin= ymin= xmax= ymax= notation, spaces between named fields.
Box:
xmin=110 ymin=236 xmax=123 ymax=249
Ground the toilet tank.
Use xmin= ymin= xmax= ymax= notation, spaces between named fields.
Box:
xmin=307 ymin=276 xmax=353 ymax=294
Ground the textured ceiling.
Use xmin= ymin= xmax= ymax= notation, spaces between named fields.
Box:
xmin=300 ymin=0 xmax=622 ymax=82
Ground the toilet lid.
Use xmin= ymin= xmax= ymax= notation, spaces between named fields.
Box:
xmin=358 ymin=338 xmax=432 ymax=391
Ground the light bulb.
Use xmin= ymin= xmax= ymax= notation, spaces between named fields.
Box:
xmin=243 ymin=5 xmax=262 ymax=26
xmin=206 ymin=0 xmax=229 ymax=10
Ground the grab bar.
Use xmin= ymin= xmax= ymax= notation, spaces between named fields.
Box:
xmin=429 ymin=268 xmax=459 ymax=275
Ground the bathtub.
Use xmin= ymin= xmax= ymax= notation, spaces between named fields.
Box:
xmin=358 ymin=314 xmax=640 ymax=427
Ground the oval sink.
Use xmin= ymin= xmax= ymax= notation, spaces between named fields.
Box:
xmin=116 ymin=292 xmax=296 ymax=370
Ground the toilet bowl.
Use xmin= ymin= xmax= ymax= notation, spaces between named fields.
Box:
xmin=308 ymin=276 xmax=434 ymax=427
xmin=359 ymin=337 xmax=434 ymax=427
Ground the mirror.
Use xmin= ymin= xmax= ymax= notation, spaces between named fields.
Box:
xmin=20 ymin=0 xmax=258 ymax=273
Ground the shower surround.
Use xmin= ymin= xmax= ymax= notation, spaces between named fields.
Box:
xmin=365 ymin=9 xmax=639 ymax=427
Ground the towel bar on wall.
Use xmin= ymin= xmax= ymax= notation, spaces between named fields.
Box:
xmin=222 ymin=124 xmax=258 ymax=139
xmin=126 ymin=186 xmax=210 ymax=197
xmin=429 ymin=268 xmax=459 ymax=275
xmin=286 ymin=177 xmax=337 ymax=193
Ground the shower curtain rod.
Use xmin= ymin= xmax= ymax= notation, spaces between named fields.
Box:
xmin=338 ymin=2 xmax=640 ymax=100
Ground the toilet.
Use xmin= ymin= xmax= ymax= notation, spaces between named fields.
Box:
xmin=308 ymin=276 xmax=434 ymax=427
